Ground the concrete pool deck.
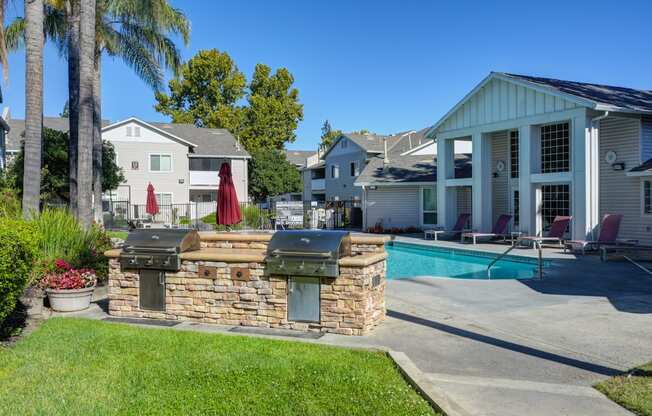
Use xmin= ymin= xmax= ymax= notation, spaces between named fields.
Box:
xmin=64 ymin=236 xmax=651 ymax=415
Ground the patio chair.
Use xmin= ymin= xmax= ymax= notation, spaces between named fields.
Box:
xmin=424 ymin=213 xmax=471 ymax=240
xmin=460 ymin=214 xmax=512 ymax=245
xmin=518 ymin=216 xmax=572 ymax=248
xmin=564 ymin=214 xmax=635 ymax=254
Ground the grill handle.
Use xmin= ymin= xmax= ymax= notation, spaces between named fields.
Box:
xmin=271 ymin=250 xmax=331 ymax=258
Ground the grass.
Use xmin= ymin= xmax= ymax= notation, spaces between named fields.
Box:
xmin=596 ymin=362 xmax=652 ymax=416
xmin=106 ymin=230 xmax=128 ymax=240
xmin=0 ymin=318 xmax=439 ymax=416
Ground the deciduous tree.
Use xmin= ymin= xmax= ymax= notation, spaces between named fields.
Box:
xmin=248 ymin=149 xmax=301 ymax=202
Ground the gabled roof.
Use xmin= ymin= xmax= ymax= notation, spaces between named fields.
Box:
xmin=6 ymin=116 xmax=111 ymax=151
xmin=148 ymin=122 xmax=250 ymax=158
xmin=355 ymin=153 xmax=472 ymax=186
xmin=322 ymin=132 xmax=401 ymax=158
xmin=102 ymin=117 xmax=250 ymax=158
xmin=426 ymin=72 xmax=652 ymax=137
xmin=285 ymin=150 xmax=316 ymax=168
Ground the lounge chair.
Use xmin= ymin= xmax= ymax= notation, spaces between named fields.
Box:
xmin=461 ymin=214 xmax=512 ymax=245
xmin=424 ymin=213 xmax=471 ymax=240
xmin=564 ymin=214 xmax=634 ymax=254
xmin=518 ymin=216 xmax=572 ymax=248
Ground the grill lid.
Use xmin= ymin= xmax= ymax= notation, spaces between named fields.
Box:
xmin=267 ymin=230 xmax=351 ymax=259
xmin=122 ymin=229 xmax=201 ymax=254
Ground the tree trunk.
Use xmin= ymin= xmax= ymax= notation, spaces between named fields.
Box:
xmin=92 ymin=54 xmax=103 ymax=225
xmin=67 ymin=0 xmax=80 ymax=214
xmin=76 ymin=0 xmax=96 ymax=228
xmin=22 ymin=0 xmax=44 ymax=217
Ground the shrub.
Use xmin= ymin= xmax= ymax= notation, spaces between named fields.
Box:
xmin=31 ymin=209 xmax=112 ymax=281
xmin=0 ymin=188 xmax=21 ymax=219
xmin=0 ymin=219 xmax=39 ymax=325
xmin=201 ymin=206 xmax=270 ymax=230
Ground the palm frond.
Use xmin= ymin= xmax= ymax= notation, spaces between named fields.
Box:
xmin=4 ymin=17 xmax=25 ymax=51
xmin=109 ymin=25 xmax=163 ymax=90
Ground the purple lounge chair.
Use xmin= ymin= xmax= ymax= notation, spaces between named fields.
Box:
xmin=461 ymin=214 xmax=512 ymax=245
xmin=564 ymin=214 xmax=631 ymax=254
xmin=519 ymin=216 xmax=572 ymax=248
xmin=424 ymin=213 xmax=471 ymax=240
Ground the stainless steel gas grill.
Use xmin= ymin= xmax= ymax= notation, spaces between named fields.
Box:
xmin=119 ymin=229 xmax=201 ymax=312
xmin=266 ymin=230 xmax=351 ymax=322
xmin=120 ymin=229 xmax=201 ymax=272
xmin=265 ymin=230 xmax=351 ymax=278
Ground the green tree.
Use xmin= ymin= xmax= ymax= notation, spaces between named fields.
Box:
xmin=9 ymin=128 xmax=124 ymax=204
xmin=239 ymin=64 xmax=303 ymax=151
xmin=320 ymin=119 xmax=342 ymax=149
xmin=155 ymin=50 xmax=303 ymax=152
xmin=155 ymin=49 xmax=246 ymax=131
xmin=248 ymin=149 xmax=301 ymax=202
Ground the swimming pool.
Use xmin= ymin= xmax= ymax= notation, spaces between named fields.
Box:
xmin=386 ymin=241 xmax=541 ymax=280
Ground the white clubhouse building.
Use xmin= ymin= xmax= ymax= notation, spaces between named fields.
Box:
xmin=428 ymin=72 xmax=652 ymax=243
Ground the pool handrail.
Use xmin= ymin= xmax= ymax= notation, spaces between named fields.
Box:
xmin=487 ymin=238 xmax=543 ymax=280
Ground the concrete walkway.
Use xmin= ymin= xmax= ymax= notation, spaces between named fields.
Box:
xmin=63 ymin=240 xmax=652 ymax=416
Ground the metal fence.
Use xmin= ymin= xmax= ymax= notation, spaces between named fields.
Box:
xmin=102 ymin=199 xmax=364 ymax=231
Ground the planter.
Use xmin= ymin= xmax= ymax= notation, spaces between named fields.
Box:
xmin=46 ymin=286 xmax=95 ymax=312
xmin=20 ymin=286 xmax=45 ymax=317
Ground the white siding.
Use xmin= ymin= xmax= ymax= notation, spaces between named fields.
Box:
xmin=599 ymin=116 xmax=652 ymax=244
xmin=229 ymin=158 xmax=249 ymax=202
xmin=366 ymin=187 xmax=420 ymax=228
xmin=491 ymin=131 xmax=509 ymax=225
xmin=438 ymin=77 xmax=578 ymax=133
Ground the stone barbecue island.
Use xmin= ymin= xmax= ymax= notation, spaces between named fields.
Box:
xmin=105 ymin=231 xmax=389 ymax=335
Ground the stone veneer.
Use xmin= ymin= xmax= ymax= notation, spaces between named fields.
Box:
xmin=106 ymin=233 xmax=389 ymax=335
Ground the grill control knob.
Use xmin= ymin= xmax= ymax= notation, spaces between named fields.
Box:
xmin=145 ymin=257 xmax=153 ymax=266
xmin=298 ymin=261 xmax=305 ymax=271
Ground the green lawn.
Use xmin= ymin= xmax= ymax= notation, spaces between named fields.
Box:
xmin=595 ymin=361 xmax=652 ymax=416
xmin=0 ymin=318 xmax=439 ymax=416
xmin=106 ymin=230 xmax=128 ymax=240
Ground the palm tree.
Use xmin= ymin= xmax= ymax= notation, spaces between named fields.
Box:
xmin=76 ymin=0 xmax=95 ymax=228
xmin=21 ymin=0 xmax=44 ymax=217
xmin=0 ymin=0 xmax=10 ymax=81
xmin=6 ymin=0 xmax=189 ymax=222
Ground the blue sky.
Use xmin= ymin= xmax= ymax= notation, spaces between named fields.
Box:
xmin=3 ymin=0 xmax=652 ymax=150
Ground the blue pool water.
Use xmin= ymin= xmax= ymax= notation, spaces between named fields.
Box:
xmin=386 ymin=242 xmax=539 ymax=280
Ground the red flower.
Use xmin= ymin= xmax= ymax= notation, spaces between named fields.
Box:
xmin=54 ymin=259 xmax=72 ymax=271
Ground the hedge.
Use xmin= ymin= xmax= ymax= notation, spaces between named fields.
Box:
xmin=0 ymin=219 xmax=39 ymax=325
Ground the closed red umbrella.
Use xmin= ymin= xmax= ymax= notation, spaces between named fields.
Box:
xmin=217 ymin=163 xmax=241 ymax=225
xmin=145 ymin=183 xmax=159 ymax=216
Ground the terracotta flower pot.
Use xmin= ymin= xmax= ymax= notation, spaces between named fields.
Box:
xmin=46 ymin=286 xmax=95 ymax=312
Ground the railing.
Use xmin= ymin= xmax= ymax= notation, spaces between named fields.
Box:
xmin=487 ymin=238 xmax=544 ymax=280
xmin=311 ymin=178 xmax=326 ymax=190
xmin=189 ymin=171 xmax=219 ymax=186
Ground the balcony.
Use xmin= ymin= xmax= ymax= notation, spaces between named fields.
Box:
xmin=190 ymin=171 xmax=219 ymax=187
xmin=311 ymin=178 xmax=325 ymax=191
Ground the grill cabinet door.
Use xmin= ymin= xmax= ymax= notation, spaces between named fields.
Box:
xmin=288 ymin=277 xmax=320 ymax=322
xmin=139 ymin=270 xmax=166 ymax=311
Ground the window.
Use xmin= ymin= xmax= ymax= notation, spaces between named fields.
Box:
xmin=134 ymin=126 xmax=141 ymax=137
xmin=422 ymin=187 xmax=437 ymax=225
xmin=126 ymin=126 xmax=132 ymax=136
xmin=541 ymin=184 xmax=570 ymax=232
xmin=189 ymin=158 xmax=227 ymax=171
xmin=350 ymin=161 xmax=359 ymax=177
xmin=513 ymin=190 xmax=520 ymax=227
xmin=341 ymin=139 xmax=348 ymax=148
xmin=155 ymin=193 xmax=172 ymax=206
xmin=510 ymin=130 xmax=519 ymax=178
xmin=643 ymin=180 xmax=652 ymax=215
xmin=149 ymin=154 xmax=172 ymax=172
xmin=331 ymin=164 xmax=339 ymax=178
xmin=541 ymin=123 xmax=570 ymax=173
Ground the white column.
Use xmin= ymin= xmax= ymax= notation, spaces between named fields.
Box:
xmin=518 ymin=125 xmax=535 ymax=236
xmin=571 ymin=112 xmax=597 ymax=239
xmin=472 ymin=132 xmax=492 ymax=231
xmin=436 ymin=137 xmax=456 ymax=228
